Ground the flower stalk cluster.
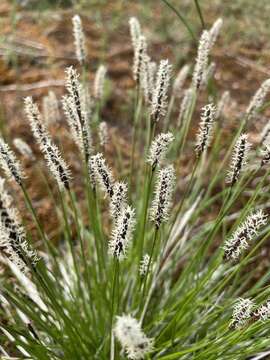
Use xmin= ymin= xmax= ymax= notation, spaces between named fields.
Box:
xmin=195 ymin=103 xmax=216 ymax=157
xmin=147 ymin=132 xmax=174 ymax=169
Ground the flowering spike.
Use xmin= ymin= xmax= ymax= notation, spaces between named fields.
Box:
xmin=177 ymin=88 xmax=193 ymax=128
xmin=24 ymin=97 xmax=71 ymax=190
xmin=129 ymin=17 xmax=141 ymax=50
xmin=252 ymin=300 xmax=270 ymax=321
xmin=109 ymin=206 xmax=136 ymax=260
xmin=90 ymin=153 xmax=114 ymax=197
xmin=114 ymin=314 xmax=153 ymax=359
xmin=0 ymin=178 xmax=38 ymax=273
xmin=133 ymin=35 xmax=147 ymax=84
xmin=150 ymin=165 xmax=175 ymax=229
xmin=147 ymin=132 xmax=174 ymax=169
xmin=64 ymin=66 xmax=92 ymax=158
xmin=94 ymin=65 xmax=107 ymax=100
xmin=226 ymin=134 xmax=250 ymax=186
xmin=13 ymin=138 xmax=35 ymax=161
xmin=72 ymin=15 xmax=87 ymax=64
xmin=42 ymin=91 xmax=60 ymax=125
xmin=195 ymin=103 xmax=216 ymax=157
xmin=261 ymin=142 xmax=270 ymax=166
xmin=173 ymin=64 xmax=190 ymax=97
xmin=216 ymin=90 xmax=230 ymax=119
xmin=110 ymin=182 xmax=128 ymax=221
xmin=151 ymin=59 xmax=172 ymax=122
xmin=139 ymin=254 xmax=150 ymax=277
xmin=223 ymin=210 xmax=267 ymax=262
xmin=98 ymin=121 xmax=109 ymax=147
xmin=230 ymin=298 xmax=254 ymax=329
xmin=0 ymin=138 xmax=25 ymax=185
xmin=246 ymin=79 xmax=270 ymax=121
xmin=209 ymin=18 xmax=223 ymax=47
xmin=141 ymin=56 xmax=156 ymax=103
xmin=192 ymin=30 xmax=211 ymax=90
xmin=260 ymin=120 xmax=270 ymax=145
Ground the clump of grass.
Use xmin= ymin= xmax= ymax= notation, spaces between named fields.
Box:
xmin=1 ymin=13 xmax=270 ymax=360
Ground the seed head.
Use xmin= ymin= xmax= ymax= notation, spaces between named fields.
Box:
xmin=230 ymin=298 xmax=254 ymax=330
xmin=216 ymin=91 xmax=230 ymax=119
xmin=90 ymin=153 xmax=114 ymax=197
xmin=209 ymin=18 xmax=223 ymax=47
xmin=141 ymin=56 xmax=156 ymax=103
xmin=192 ymin=30 xmax=211 ymax=90
xmin=42 ymin=91 xmax=60 ymax=125
xmin=151 ymin=59 xmax=172 ymax=122
xmin=0 ymin=178 xmax=38 ymax=273
xmin=261 ymin=142 xmax=270 ymax=166
xmin=252 ymin=300 xmax=270 ymax=321
xmin=226 ymin=134 xmax=250 ymax=186
xmin=114 ymin=314 xmax=153 ymax=359
xmin=72 ymin=14 xmax=87 ymax=64
xmin=133 ymin=35 xmax=147 ymax=84
xmin=139 ymin=254 xmax=150 ymax=277
xmin=110 ymin=182 xmax=128 ymax=222
xmin=260 ymin=120 xmax=270 ymax=145
xmin=98 ymin=121 xmax=109 ymax=147
xmin=223 ymin=210 xmax=267 ymax=262
xmin=246 ymin=79 xmax=270 ymax=121
xmin=94 ymin=65 xmax=107 ymax=100
xmin=109 ymin=206 xmax=136 ymax=260
xmin=195 ymin=103 xmax=216 ymax=157
xmin=147 ymin=132 xmax=174 ymax=169
xmin=129 ymin=17 xmax=141 ymax=50
xmin=0 ymin=138 xmax=25 ymax=185
xmin=24 ymin=97 xmax=71 ymax=190
xmin=177 ymin=88 xmax=194 ymax=128
xmin=150 ymin=165 xmax=175 ymax=229
xmin=173 ymin=64 xmax=190 ymax=97
xmin=13 ymin=138 xmax=35 ymax=161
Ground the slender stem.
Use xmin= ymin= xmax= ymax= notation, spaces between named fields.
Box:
xmin=110 ymin=259 xmax=119 ymax=358
xmin=193 ymin=0 xmax=205 ymax=29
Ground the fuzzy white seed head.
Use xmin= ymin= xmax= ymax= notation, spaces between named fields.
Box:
xmin=177 ymin=88 xmax=194 ymax=128
xmin=173 ymin=64 xmax=190 ymax=97
xmin=110 ymin=182 xmax=128 ymax=221
xmin=109 ymin=206 xmax=136 ymax=260
xmin=147 ymin=132 xmax=174 ymax=168
xmin=203 ymin=61 xmax=216 ymax=85
xmin=90 ymin=153 xmax=114 ymax=197
xmin=24 ymin=97 xmax=71 ymax=190
xmin=114 ymin=314 xmax=153 ymax=359
xmin=72 ymin=14 xmax=87 ymax=64
xmin=0 ymin=138 xmax=25 ymax=185
xmin=98 ymin=121 xmax=109 ymax=147
xmin=261 ymin=142 xmax=270 ymax=166
xmin=226 ymin=134 xmax=251 ymax=186
xmin=192 ymin=30 xmax=211 ymax=90
xmin=0 ymin=179 xmax=38 ymax=273
xmin=246 ymin=79 xmax=270 ymax=121
xmin=13 ymin=138 xmax=35 ymax=161
xmin=151 ymin=59 xmax=172 ymax=122
xmin=65 ymin=66 xmax=92 ymax=158
xmin=209 ymin=18 xmax=223 ymax=47
xmin=133 ymin=35 xmax=147 ymax=84
xmin=252 ymin=301 xmax=270 ymax=321
xmin=195 ymin=103 xmax=216 ymax=156
xmin=150 ymin=165 xmax=175 ymax=229
xmin=141 ymin=56 xmax=156 ymax=103
xmin=139 ymin=254 xmax=150 ymax=276
xmin=42 ymin=91 xmax=60 ymax=125
xmin=230 ymin=298 xmax=254 ymax=329
xmin=216 ymin=90 xmax=230 ymax=119
xmin=129 ymin=17 xmax=141 ymax=50
xmin=260 ymin=120 xmax=270 ymax=145
xmin=223 ymin=210 xmax=267 ymax=262
xmin=94 ymin=65 xmax=107 ymax=100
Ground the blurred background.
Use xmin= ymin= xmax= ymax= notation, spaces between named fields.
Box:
xmin=0 ymin=0 xmax=270 ymax=241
